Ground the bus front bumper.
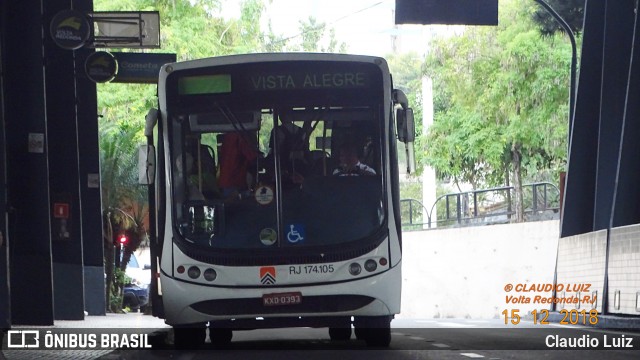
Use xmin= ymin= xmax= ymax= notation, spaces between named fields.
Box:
xmin=161 ymin=262 xmax=401 ymax=326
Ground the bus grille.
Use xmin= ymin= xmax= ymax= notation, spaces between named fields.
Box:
xmin=190 ymin=295 xmax=375 ymax=316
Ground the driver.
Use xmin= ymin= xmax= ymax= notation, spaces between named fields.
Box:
xmin=332 ymin=142 xmax=376 ymax=176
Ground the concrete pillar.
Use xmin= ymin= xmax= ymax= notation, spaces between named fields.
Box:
xmin=421 ymin=77 xmax=436 ymax=228
xmin=43 ymin=0 xmax=86 ymax=320
xmin=74 ymin=0 xmax=105 ymax=317
xmin=592 ymin=0 xmax=635 ymax=231
xmin=0 ymin=9 xmax=11 ymax=331
xmin=4 ymin=0 xmax=55 ymax=325
xmin=610 ymin=3 xmax=640 ymax=228
xmin=560 ymin=0 xmax=605 ymax=238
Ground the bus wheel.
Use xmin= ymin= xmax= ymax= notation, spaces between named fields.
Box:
xmin=329 ymin=326 xmax=352 ymax=341
xmin=173 ymin=324 xmax=206 ymax=349
xmin=362 ymin=316 xmax=392 ymax=348
xmin=210 ymin=328 xmax=233 ymax=347
xmin=354 ymin=327 xmax=367 ymax=340
xmin=365 ymin=327 xmax=391 ymax=347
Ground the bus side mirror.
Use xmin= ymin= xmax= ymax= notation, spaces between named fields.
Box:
xmin=396 ymin=107 xmax=416 ymax=143
xmin=404 ymin=108 xmax=415 ymax=143
xmin=138 ymin=144 xmax=156 ymax=185
xmin=405 ymin=108 xmax=416 ymax=173
xmin=396 ymin=108 xmax=406 ymax=142
xmin=396 ymin=107 xmax=416 ymax=174
xmin=145 ymin=108 xmax=158 ymax=137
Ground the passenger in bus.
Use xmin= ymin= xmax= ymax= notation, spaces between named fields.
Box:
xmin=333 ymin=142 xmax=376 ymax=176
xmin=267 ymin=117 xmax=310 ymax=188
xmin=268 ymin=118 xmax=308 ymax=164
xmin=196 ymin=144 xmax=220 ymax=198
xmin=218 ymin=131 xmax=260 ymax=198
xmin=176 ymin=152 xmax=205 ymax=200
xmin=176 ymin=132 xmax=221 ymax=199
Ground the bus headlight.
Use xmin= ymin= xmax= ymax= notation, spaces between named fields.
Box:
xmin=364 ymin=259 xmax=377 ymax=272
xmin=349 ymin=263 xmax=362 ymax=276
xmin=187 ymin=266 xmax=201 ymax=279
xmin=203 ymin=268 xmax=217 ymax=281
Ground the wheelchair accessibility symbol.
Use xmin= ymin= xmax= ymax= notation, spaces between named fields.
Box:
xmin=286 ymin=224 xmax=305 ymax=243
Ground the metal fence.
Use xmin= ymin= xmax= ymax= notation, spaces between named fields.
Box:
xmin=401 ymin=182 xmax=560 ymax=231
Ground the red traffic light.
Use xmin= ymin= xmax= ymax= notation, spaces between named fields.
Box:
xmin=118 ymin=234 xmax=128 ymax=245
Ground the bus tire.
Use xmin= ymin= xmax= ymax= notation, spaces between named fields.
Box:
xmin=173 ymin=325 xmax=206 ymax=349
xmin=364 ymin=327 xmax=391 ymax=347
xmin=328 ymin=326 xmax=352 ymax=341
xmin=361 ymin=316 xmax=392 ymax=347
xmin=210 ymin=328 xmax=233 ymax=347
xmin=354 ymin=327 xmax=367 ymax=340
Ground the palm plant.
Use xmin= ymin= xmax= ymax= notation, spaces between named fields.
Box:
xmin=99 ymin=119 xmax=148 ymax=312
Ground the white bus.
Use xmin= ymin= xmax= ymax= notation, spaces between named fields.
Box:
xmin=141 ymin=53 xmax=415 ymax=348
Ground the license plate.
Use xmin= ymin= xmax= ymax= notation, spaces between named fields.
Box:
xmin=262 ymin=292 xmax=302 ymax=306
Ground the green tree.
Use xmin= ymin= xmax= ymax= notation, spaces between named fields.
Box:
xmin=386 ymin=52 xmax=423 ymax=122
xmin=99 ymin=120 xmax=147 ymax=312
xmin=424 ymin=27 xmax=506 ymax=191
xmin=532 ymin=0 xmax=585 ymax=36
xmin=300 ymin=17 xmax=325 ymax=52
xmin=93 ymin=0 xmax=349 ymax=311
xmin=284 ymin=16 xmax=347 ymax=52
xmin=94 ymin=0 xmax=253 ymax=312
xmin=423 ymin=0 xmax=573 ymax=221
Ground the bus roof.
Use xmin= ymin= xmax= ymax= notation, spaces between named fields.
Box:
xmin=161 ymin=53 xmax=389 ymax=76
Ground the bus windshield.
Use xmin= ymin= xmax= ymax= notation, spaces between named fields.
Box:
xmin=165 ymin=60 xmax=386 ymax=252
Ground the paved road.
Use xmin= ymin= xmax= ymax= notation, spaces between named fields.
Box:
xmin=97 ymin=318 xmax=639 ymax=360
xmin=3 ymin=315 xmax=638 ymax=359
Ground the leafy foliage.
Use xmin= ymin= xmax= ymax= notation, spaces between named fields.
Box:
xmin=532 ymin=0 xmax=585 ymax=36
xmin=297 ymin=17 xmax=347 ymax=53
xmin=99 ymin=119 xmax=147 ymax=311
xmin=385 ymin=52 xmax=425 ymax=175
xmin=423 ymin=0 xmax=573 ymax=221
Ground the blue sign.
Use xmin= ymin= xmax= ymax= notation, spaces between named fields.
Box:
xmin=112 ymin=52 xmax=176 ymax=84
xmin=286 ymin=224 xmax=305 ymax=244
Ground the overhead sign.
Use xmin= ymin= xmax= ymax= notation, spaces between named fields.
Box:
xmin=112 ymin=52 xmax=176 ymax=83
xmin=50 ymin=10 xmax=162 ymax=50
xmin=91 ymin=11 xmax=161 ymax=49
xmin=50 ymin=9 xmax=91 ymax=50
xmin=85 ymin=51 xmax=118 ymax=83
xmin=395 ymin=0 xmax=499 ymax=26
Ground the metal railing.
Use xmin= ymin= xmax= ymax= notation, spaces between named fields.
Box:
xmin=401 ymin=182 xmax=561 ymax=231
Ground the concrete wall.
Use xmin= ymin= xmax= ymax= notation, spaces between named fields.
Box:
xmin=555 ymin=230 xmax=606 ymax=313
xmin=607 ymin=224 xmax=640 ymax=315
xmin=400 ymin=220 xmax=559 ymax=319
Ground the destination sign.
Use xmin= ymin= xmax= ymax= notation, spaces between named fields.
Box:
xmin=173 ymin=62 xmax=381 ymax=97
xmin=248 ymin=72 xmax=369 ymax=91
